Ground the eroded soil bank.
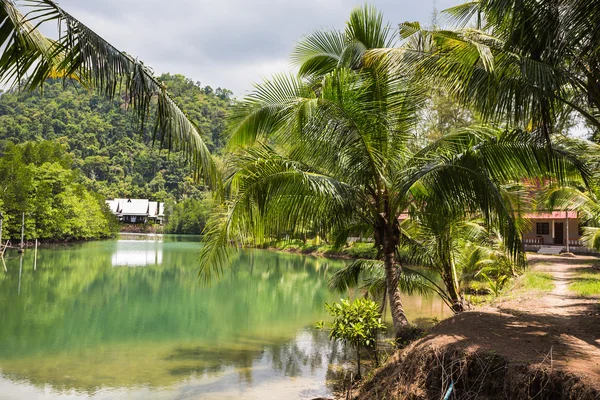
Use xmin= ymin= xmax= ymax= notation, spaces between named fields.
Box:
xmin=349 ymin=254 xmax=600 ymax=399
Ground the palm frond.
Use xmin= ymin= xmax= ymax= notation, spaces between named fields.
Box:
xmin=378 ymin=0 xmax=600 ymax=135
xmin=200 ymin=146 xmax=360 ymax=283
xmin=0 ymin=0 xmax=218 ymax=185
xmin=328 ymin=259 xmax=383 ymax=293
xmin=582 ymin=227 xmax=600 ymax=251
xmin=543 ymin=187 xmax=600 ymax=224
xmin=292 ymin=30 xmax=347 ymax=77
xmin=442 ymin=1 xmax=481 ymax=28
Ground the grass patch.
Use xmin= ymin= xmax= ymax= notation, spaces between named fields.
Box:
xmin=486 ymin=271 xmax=555 ymax=304
xmin=521 ymin=271 xmax=555 ymax=292
xmin=466 ymin=271 xmax=554 ymax=305
xmin=570 ymin=271 xmax=600 ymax=297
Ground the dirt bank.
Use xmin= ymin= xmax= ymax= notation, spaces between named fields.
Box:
xmin=351 ymin=254 xmax=600 ymax=399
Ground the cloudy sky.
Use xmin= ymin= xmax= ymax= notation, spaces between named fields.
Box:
xmin=52 ymin=0 xmax=457 ymax=96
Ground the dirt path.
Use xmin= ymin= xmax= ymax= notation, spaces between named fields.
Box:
xmin=510 ymin=254 xmax=600 ymax=384
xmin=406 ymin=254 xmax=600 ymax=389
xmin=351 ymin=254 xmax=600 ymax=399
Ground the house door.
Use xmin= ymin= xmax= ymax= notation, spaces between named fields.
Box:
xmin=554 ymin=222 xmax=564 ymax=245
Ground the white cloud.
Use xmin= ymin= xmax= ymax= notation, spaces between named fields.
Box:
xmin=47 ymin=0 xmax=457 ymax=95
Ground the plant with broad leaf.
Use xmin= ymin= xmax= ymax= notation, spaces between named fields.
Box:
xmin=317 ymin=298 xmax=386 ymax=379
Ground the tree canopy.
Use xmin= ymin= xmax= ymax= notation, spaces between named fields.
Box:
xmin=0 ymin=140 xmax=118 ymax=240
xmin=0 ymin=74 xmax=232 ymax=202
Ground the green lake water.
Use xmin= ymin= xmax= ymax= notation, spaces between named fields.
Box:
xmin=0 ymin=234 xmax=450 ymax=399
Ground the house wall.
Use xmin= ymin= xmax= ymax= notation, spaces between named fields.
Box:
xmin=122 ymin=215 xmax=148 ymax=224
xmin=523 ymin=218 xmax=580 ymax=245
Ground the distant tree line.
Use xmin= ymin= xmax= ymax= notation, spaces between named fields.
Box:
xmin=0 ymin=73 xmax=232 ymax=203
xmin=0 ymin=73 xmax=232 ymax=237
xmin=0 ymin=141 xmax=119 ymax=240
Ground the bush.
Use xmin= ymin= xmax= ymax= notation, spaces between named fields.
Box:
xmin=317 ymin=298 xmax=385 ymax=379
xmin=164 ymin=194 xmax=214 ymax=235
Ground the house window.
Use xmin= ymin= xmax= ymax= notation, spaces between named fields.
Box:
xmin=536 ymin=222 xmax=550 ymax=235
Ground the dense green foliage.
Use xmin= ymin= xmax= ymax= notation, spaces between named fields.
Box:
xmin=0 ymin=74 xmax=231 ymax=202
xmin=391 ymin=0 xmax=600 ymax=140
xmin=0 ymin=1 xmax=219 ymax=187
xmin=0 ymin=141 xmax=118 ymax=240
xmin=164 ymin=195 xmax=215 ymax=234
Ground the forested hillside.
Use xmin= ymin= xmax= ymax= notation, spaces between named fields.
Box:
xmin=0 ymin=74 xmax=232 ymax=202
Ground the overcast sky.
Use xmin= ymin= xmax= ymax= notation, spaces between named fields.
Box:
xmin=52 ymin=0 xmax=458 ymax=96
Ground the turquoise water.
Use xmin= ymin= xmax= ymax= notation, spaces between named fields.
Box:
xmin=0 ymin=235 xmax=450 ymax=399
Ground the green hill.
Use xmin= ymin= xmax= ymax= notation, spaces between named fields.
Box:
xmin=0 ymin=74 xmax=232 ymax=202
xmin=0 ymin=74 xmax=232 ymax=239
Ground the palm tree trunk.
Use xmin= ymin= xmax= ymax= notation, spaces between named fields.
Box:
xmin=356 ymin=345 xmax=361 ymax=379
xmin=384 ymin=249 xmax=409 ymax=336
xmin=441 ymin=269 xmax=464 ymax=313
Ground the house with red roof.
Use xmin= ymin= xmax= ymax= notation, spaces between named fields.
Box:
xmin=522 ymin=210 xmax=588 ymax=253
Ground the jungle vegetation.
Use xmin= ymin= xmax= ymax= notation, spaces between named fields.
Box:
xmin=0 ymin=0 xmax=599 ymax=337
xmin=198 ymin=5 xmax=589 ymax=336
xmin=0 ymin=140 xmax=118 ymax=240
xmin=0 ymin=74 xmax=231 ymax=237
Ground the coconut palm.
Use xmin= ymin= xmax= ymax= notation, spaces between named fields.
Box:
xmin=329 ymin=184 xmax=531 ymax=313
xmin=400 ymin=210 xmax=527 ymax=311
xmin=328 ymin=217 xmax=522 ymax=313
xmin=369 ymin=0 xmax=600 ymax=140
xmin=0 ymin=0 xmax=217 ymax=184
xmin=199 ymin=6 xmax=587 ymax=336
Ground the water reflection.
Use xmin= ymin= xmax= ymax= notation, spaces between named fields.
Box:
xmin=111 ymin=240 xmax=163 ymax=267
xmin=0 ymin=235 xmax=449 ymax=399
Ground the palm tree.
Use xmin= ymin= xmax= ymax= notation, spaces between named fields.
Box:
xmin=199 ymin=6 xmax=587 ymax=337
xmin=369 ymin=0 xmax=600 ymax=140
xmin=399 ymin=210 xmax=526 ymax=311
xmin=0 ymin=0 xmax=217 ymax=185
xmin=328 ymin=217 xmax=522 ymax=313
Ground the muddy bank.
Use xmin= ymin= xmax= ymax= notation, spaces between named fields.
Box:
xmin=352 ymin=340 xmax=598 ymax=399
xmin=349 ymin=254 xmax=600 ymax=399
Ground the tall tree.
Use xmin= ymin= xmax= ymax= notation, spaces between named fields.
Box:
xmin=370 ymin=0 xmax=600 ymax=140
xmin=199 ymin=6 xmax=587 ymax=336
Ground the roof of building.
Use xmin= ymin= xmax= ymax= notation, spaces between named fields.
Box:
xmin=158 ymin=203 xmax=165 ymax=217
xmin=114 ymin=198 xmax=131 ymax=214
xmin=120 ymin=199 xmax=150 ymax=216
xmin=148 ymin=201 xmax=159 ymax=217
xmin=105 ymin=200 xmax=119 ymax=214
xmin=525 ymin=211 xmax=578 ymax=219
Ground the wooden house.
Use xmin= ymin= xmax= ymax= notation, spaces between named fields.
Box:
xmin=105 ymin=198 xmax=165 ymax=224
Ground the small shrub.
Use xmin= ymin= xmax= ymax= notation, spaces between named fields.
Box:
xmin=317 ymin=298 xmax=385 ymax=379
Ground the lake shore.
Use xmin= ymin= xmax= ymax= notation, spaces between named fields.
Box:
xmin=348 ymin=253 xmax=600 ymax=399
xmin=256 ymin=240 xmax=378 ymax=260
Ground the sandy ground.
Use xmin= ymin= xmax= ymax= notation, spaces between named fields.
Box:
xmin=417 ymin=253 xmax=600 ymax=389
